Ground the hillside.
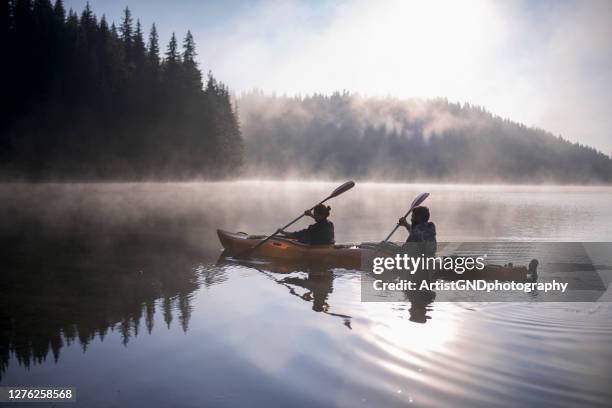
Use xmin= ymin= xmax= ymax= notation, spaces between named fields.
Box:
xmin=239 ymin=91 xmax=612 ymax=183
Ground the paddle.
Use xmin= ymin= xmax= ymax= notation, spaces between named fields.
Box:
xmin=241 ymin=181 xmax=356 ymax=257
xmin=381 ymin=192 xmax=430 ymax=243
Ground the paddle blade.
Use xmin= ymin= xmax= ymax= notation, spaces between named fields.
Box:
xmin=329 ymin=180 xmax=355 ymax=199
xmin=409 ymin=192 xmax=430 ymax=212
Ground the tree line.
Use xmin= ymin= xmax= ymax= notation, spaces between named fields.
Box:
xmin=239 ymin=91 xmax=612 ymax=183
xmin=0 ymin=0 xmax=243 ymax=180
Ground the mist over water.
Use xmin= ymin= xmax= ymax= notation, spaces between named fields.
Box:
xmin=1 ymin=181 xmax=611 ymax=407
xmin=2 ymin=181 xmax=609 ymax=244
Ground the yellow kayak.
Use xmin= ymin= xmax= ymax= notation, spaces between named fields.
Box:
xmin=217 ymin=229 xmax=362 ymax=267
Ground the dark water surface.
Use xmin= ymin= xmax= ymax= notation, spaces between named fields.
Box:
xmin=1 ymin=182 xmax=611 ymax=407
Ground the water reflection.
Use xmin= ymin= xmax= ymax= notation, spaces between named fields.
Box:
xmin=218 ymin=254 xmax=354 ymax=328
xmin=0 ymin=220 xmax=203 ymax=380
xmin=406 ymin=291 xmax=435 ymax=323
xmin=217 ymin=253 xmax=439 ymax=328
xmin=1 ymin=182 xmax=611 ymax=407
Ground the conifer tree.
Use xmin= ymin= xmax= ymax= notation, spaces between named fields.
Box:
xmin=148 ymin=24 xmax=159 ymax=66
xmin=53 ymin=0 xmax=65 ymax=21
xmin=182 ymin=30 xmax=202 ymax=91
xmin=147 ymin=23 xmax=160 ymax=74
xmin=182 ymin=30 xmax=196 ymax=63
xmin=119 ymin=6 xmax=132 ymax=46
xmin=165 ymin=32 xmax=179 ymax=63
xmin=133 ymin=19 xmax=145 ymax=56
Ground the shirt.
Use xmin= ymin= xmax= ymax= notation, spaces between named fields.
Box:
xmin=294 ymin=219 xmax=335 ymax=245
xmin=407 ymin=221 xmax=437 ymax=243
xmin=405 ymin=221 xmax=437 ymax=256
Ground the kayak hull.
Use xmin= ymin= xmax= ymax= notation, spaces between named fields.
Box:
xmin=216 ymin=229 xmax=362 ymax=267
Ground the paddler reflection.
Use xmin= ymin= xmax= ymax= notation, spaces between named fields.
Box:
xmin=277 ymin=266 xmax=352 ymax=329
xmin=218 ymin=254 xmax=353 ymax=329
xmin=280 ymin=268 xmax=334 ymax=313
xmin=405 ymin=289 xmax=435 ymax=323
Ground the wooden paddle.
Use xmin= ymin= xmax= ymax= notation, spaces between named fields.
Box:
xmin=381 ymin=192 xmax=430 ymax=243
xmin=241 ymin=181 xmax=356 ymax=257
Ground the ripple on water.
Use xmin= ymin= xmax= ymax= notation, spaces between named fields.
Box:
xmin=290 ymin=272 xmax=612 ymax=408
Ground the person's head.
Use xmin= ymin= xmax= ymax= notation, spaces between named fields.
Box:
xmin=411 ymin=206 xmax=430 ymax=226
xmin=313 ymin=204 xmax=331 ymax=221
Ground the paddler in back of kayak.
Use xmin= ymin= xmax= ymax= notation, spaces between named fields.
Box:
xmin=277 ymin=204 xmax=335 ymax=245
xmin=399 ymin=205 xmax=437 ymax=279
xmin=399 ymin=205 xmax=437 ymax=303
xmin=398 ymin=205 xmax=437 ymax=251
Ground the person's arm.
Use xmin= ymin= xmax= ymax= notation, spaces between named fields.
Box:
xmin=276 ymin=229 xmax=296 ymax=238
xmin=398 ymin=217 xmax=411 ymax=231
xmin=277 ymin=227 xmax=311 ymax=242
xmin=276 ymin=210 xmax=313 ymax=238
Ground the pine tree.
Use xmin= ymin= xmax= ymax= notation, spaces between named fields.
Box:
xmin=132 ymin=19 xmax=146 ymax=71
xmin=119 ymin=6 xmax=132 ymax=46
xmin=147 ymin=23 xmax=160 ymax=70
xmin=182 ymin=30 xmax=196 ymax=63
xmin=79 ymin=2 xmax=93 ymax=26
xmin=165 ymin=32 xmax=179 ymax=63
xmin=99 ymin=14 xmax=108 ymax=33
xmin=182 ymin=30 xmax=201 ymax=91
xmin=53 ymin=0 xmax=65 ymax=22
xmin=133 ymin=19 xmax=145 ymax=55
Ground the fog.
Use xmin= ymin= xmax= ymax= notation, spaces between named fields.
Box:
xmin=195 ymin=0 xmax=612 ymax=154
xmin=2 ymin=182 xmax=611 ymax=251
xmin=237 ymin=92 xmax=612 ymax=183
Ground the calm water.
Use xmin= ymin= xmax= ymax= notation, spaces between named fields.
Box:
xmin=1 ymin=181 xmax=611 ymax=407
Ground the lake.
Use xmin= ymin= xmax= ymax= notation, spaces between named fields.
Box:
xmin=1 ymin=181 xmax=611 ymax=407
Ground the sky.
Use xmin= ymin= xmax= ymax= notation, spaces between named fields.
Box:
xmin=65 ymin=0 xmax=612 ymax=154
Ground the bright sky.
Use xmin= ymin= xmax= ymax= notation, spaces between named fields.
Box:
xmin=65 ymin=0 xmax=612 ymax=154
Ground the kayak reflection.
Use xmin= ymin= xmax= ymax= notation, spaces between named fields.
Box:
xmin=217 ymin=252 xmax=439 ymax=327
xmin=218 ymin=252 xmax=353 ymax=328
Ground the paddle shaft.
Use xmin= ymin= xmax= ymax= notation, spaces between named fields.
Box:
xmin=382 ymin=208 xmax=414 ymax=243
xmin=242 ymin=181 xmax=354 ymax=256
xmin=247 ymin=197 xmax=331 ymax=253
xmin=381 ymin=192 xmax=430 ymax=244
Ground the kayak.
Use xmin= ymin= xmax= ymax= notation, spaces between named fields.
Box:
xmin=217 ymin=229 xmax=538 ymax=281
xmin=216 ymin=229 xmax=362 ymax=267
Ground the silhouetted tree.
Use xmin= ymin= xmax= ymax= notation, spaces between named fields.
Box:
xmin=165 ymin=31 xmax=179 ymax=63
xmin=119 ymin=6 xmax=131 ymax=45
xmin=147 ymin=23 xmax=160 ymax=74
xmin=0 ymin=1 xmax=243 ymax=180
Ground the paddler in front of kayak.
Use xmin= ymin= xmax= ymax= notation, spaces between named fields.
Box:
xmin=276 ymin=204 xmax=335 ymax=245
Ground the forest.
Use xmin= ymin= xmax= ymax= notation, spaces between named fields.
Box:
xmin=0 ymin=0 xmax=243 ymax=180
xmin=238 ymin=91 xmax=612 ymax=183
